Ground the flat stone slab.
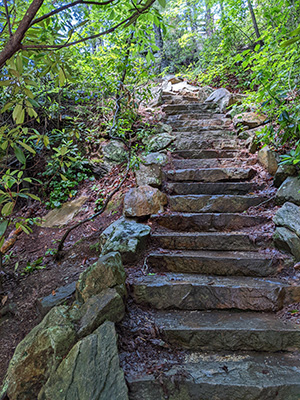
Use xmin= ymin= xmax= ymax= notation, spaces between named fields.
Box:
xmin=37 ymin=282 xmax=76 ymax=316
xmin=172 ymin=149 xmax=242 ymax=159
xmin=175 ymin=138 xmax=238 ymax=150
xmin=147 ymin=250 xmax=276 ymax=277
xmin=171 ymin=158 xmax=256 ymax=169
xmin=164 ymin=167 xmax=256 ymax=182
xmin=154 ymin=310 xmax=300 ymax=352
xmin=163 ymin=104 xmax=216 ymax=113
xmin=127 ymin=352 xmax=300 ymax=400
xmin=151 ymin=212 xmax=268 ymax=232
xmin=42 ymin=196 xmax=88 ymax=228
xmin=168 ymin=194 xmax=266 ymax=213
xmin=152 ymin=231 xmax=271 ymax=251
xmin=132 ymin=273 xmax=288 ymax=311
xmin=166 ymin=182 xmax=263 ymax=195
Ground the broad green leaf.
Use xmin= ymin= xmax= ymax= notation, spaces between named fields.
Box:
xmin=18 ymin=141 xmax=36 ymax=154
xmin=1 ymin=202 xmax=14 ymax=217
xmin=14 ymin=146 xmax=26 ymax=164
xmin=158 ymin=0 xmax=166 ymax=8
xmin=0 ymin=220 xmax=8 ymax=237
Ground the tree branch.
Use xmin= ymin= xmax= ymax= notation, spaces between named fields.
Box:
xmin=4 ymin=0 xmax=12 ymax=36
xmin=30 ymin=0 xmax=116 ymax=27
xmin=0 ymin=0 xmax=44 ymax=70
xmin=22 ymin=0 xmax=156 ymax=50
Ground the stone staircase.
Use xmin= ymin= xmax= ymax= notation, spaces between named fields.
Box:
xmin=122 ymin=91 xmax=300 ymax=399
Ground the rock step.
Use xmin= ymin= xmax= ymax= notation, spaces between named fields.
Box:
xmin=165 ymin=181 xmax=263 ymax=195
xmin=168 ymin=194 xmax=266 ymax=213
xmin=163 ymin=103 xmax=216 ymax=113
xmin=173 ymin=130 xmax=234 ymax=140
xmin=164 ymin=167 xmax=256 ymax=182
xmin=166 ymin=113 xmax=225 ymax=120
xmin=151 ymin=212 xmax=268 ymax=232
xmin=152 ymin=231 xmax=271 ymax=251
xmin=175 ymin=138 xmax=238 ymax=151
xmin=172 ymin=149 xmax=246 ymax=159
xmin=173 ymin=126 xmax=233 ymax=133
xmin=126 ymin=352 xmax=300 ymax=400
xmin=147 ymin=250 xmax=276 ymax=277
xmin=131 ymin=273 xmax=288 ymax=311
xmin=171 ymin=158 xmax=256 ymax=169
xmin=154 ymin=310 xmax=300 ymax=352
xmin=166 ymin=120 xmax=232 ymax=131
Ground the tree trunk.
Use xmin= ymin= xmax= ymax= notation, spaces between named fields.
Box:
xmin=247 ymin=0 xmax=261 ymax=40
xmin=205 ymin=0 xmax=214 ymax=37
xmin=153 ymin=23 xmax=167 ymax=72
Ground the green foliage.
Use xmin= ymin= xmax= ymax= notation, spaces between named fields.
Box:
xmin=21 ymin=257 xmax=46 ymax=275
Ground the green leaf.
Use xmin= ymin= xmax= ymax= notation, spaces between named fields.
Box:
xmin=0 ymin=220 xmax=8 ymax=237
xmin=27 ymin=193 xmax=41 ymax=201
xmin=43 ymin=135 xmax=50 ymax=147
xmin=18 ymin=141 xmax=36 ymax=154
xmin=158 ymin=0 xmax=166 ymax=8
xmin=12 ymin=104 xmax=25 ymax=124
xmin=1 ymin=202 xmax=14 ymax=217
xmin=14 ymin=146 xmax=26 ymax=164
xmin=58 ymin=68 xmax=66 ymax=86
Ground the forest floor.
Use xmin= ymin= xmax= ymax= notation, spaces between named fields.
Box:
xmin=0 ymin=166 xmax=135 ymax=385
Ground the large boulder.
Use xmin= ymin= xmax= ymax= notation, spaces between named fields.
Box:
xmin=273 ymin=202 xmax=300 ymax=237
xmin=274 ymin=165 xmax=297 ymax=188
xmin=77 ymin=288 xmax=125 ymax=338
xmin=102 ymin=140 xmax=128 ymax=164
xmin=273 ymin=227 xmax=300 ymax=260
xmin=1 ymin=306 xmax=77 ymax=400
xmin=38 ymin=321 xmax=129 ymax=400
xmin=146 ymin=133 xmax=176 ymax=152
xmin=276 ymin=176 xmax=300 ymax=205
xmin=257 ymin=146 xmax=279 ymax=175
xmin=76 ymin=252 xmax=126 ymax=302
xmin=100 ymin=217 xmax=151 ymax=263
xmin=123 ymin=185 xmax=167 ymax=217
xmin=141 ymin=152 xmax=168 ymax=166
xmin=135 ymin=163 xmax=162 ymax=187
xmin=233 ymin=112 xmax=266 ymax=129
xmin=205 ymin=88 xmax=247 ymax=113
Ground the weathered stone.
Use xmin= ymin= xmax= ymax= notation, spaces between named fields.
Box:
xmin=123 ymin=185 xmax=167 ymax=217
xmin=39 ymin=321 xmax=129 ymax=400
xmin=42 ymin=196 xmax=88 ymax=228
xmin=127 ymin=353 xmax=300 ymax=400
xmin=77 ymin=288 xmax=125 ymax=338
xmin=147 ymin=250 xmax=275 ymax=277
xmin=146 ymin=133 xmax=176 ymax=152
xmin=152 ymin=212 xmax=268 ymax=232
xmin=155 ymin=310 xmax=300 ymax=352
xmin=233 ymin=112 xmax=266 ymax=129
xmin=152 ymin=231 xmax=270 ymax=251
xmin=273 ymin=202 xmax=300 ymax=237
xmin=164 ymin=167 xmax=255 ymax=182
xmin=204 ymin=88 xmax=233 ymax=112
xmin=135 ymin=163 xmax=162 ymax=187
xmin=276 ymin=176 xmax=300 ymax=205
xmin=168 ymin=194 xmax=266 ymax=213
xmin=100 ymin=217 xmax=151 ymax=263
xmin=274 ymin=164 xmax=297 ymax=188
xmin=37 ymin=282 xmax=76 ymax=316
xmin=152 ymin=122 xmax=173 ymax=134
xmin=141 ymin=151 xmax=168 ymax=166
xmin=76 ymin=252 xmax=126 ymax=302
xmin=168 ymin=76 xmax=183 ymax=84
xmin=258 ymin=146 xmax=279 ymax=175
xmin=132 ymin=273 xmax=287 ymax=311
xmin=102 ymin=140 xmax=127 ymax=163
xmin=273 ymin=227 xmax=300 ymax=260
xmin=2 ymin=306 xmax=77 ymax=400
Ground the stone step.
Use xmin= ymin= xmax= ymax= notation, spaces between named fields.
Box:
xmin=151 ymin=212 xmax=268 ymax=232
xmin=131 ymin=273 xmax=288 ymax=311
xmin=168 ymin=194 xmax=266 ymax=213
xmin=172 ymin=149 xmax=246 ymax=159
xmin=165 ymin=181 xmax=263 ymax=195
xmin=171 ymin=158 xmax=256 ymax=169
xmin=164 ymin=167 xmax=256 ymax=182
xmin=154 ymin=310 xmax=300 ymax=352
xmin=166 ymin=119 xmax=232 ymax=130
xmin=126 ymin=352 xmax=300 ymax=400
xmin=175 ymin=138 xmax=238 ymax=150
xmin=147 ymin=250 xmax=276 ymax=277
xmin=152 ymin=231 xmax=271 ymax=251
xmin=166 ymin=113 xmax=225 ymax=120
xmin=163 ymin=103 xmax=216 ymax=113
xmin=174 ymin=131 xmax=234 ymax=141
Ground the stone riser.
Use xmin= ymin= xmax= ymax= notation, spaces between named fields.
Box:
xmin=151 ymin=232 xmax=271 ymax=251
xmin=175 ymin=138 xmax=238 ymax=151
xmin=165 ymin=182 xmax=263 ymax=195
xmin=164 ymin=167 xmax=255 ymax=183
xmin=171 ymin=158 xmax=256 ymax=169
xmin=154 ymin=310 xmax=300 ymax=352
xmin=168 ymin=194 xmax=266 ymax=213
xmin=132 ymin=273 xmax=286 ymax=312
xmin=172 ymin=149 xmax=248 ymax=159
xmin=151 ymin=213 xmax=268 ymax=232
xmin=147 ymin=251 xmax=276 ymax=277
